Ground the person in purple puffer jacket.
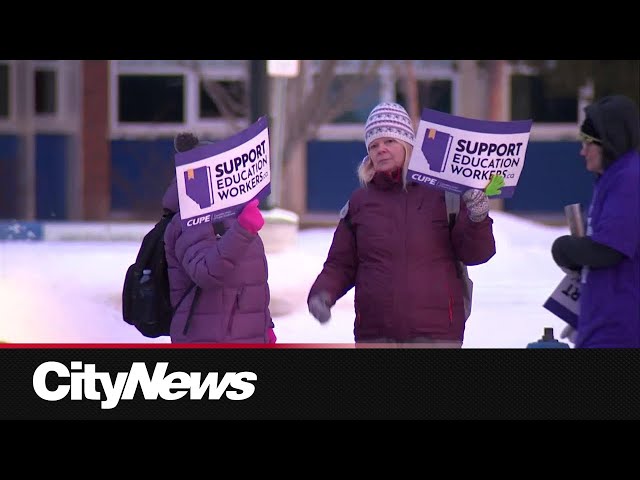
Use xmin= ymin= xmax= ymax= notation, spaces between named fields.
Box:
xmin=163 ymin=132 xmax=275 ymax=344
xmin=307 ymin=102 xmax=496 ymax=347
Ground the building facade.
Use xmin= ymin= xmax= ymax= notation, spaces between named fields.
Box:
xmin=0 ymin=60 xmax=596 ymax=222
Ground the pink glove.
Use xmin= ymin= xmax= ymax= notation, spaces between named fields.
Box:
xmin=237 ymin=199 xmax=264 ymax=234
xmin=267 ymin=328 xmax=277 ymax=344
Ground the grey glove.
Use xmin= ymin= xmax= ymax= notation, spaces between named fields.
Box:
xmin=462 ymin=189 xmax=490 ymax=222
xmin=308 ymin=291 xmax=332 ymax=324
xmin=560 ymin=324 xmax=578 ymax=344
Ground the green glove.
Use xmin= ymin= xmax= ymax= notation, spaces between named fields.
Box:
xmin=484 ymin=174 xmax=505 ymax=197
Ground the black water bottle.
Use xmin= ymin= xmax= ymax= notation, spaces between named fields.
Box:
xmin=137 ymin=268 xmax=156 ymax=325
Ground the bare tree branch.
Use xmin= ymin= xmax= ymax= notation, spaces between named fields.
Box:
xmin=182 ymin=60 xmax=389 ymax=196
xmin=317 ymin=60 xmax=384 ymax=127
xmin=403 ymin=60 xmax=420 ymax=129
xmin=201 ymin=79 xmax=247 ymax=118
xmin=282 ymin=60 xmax=384 ymax=163
xmin=285 ymin=60 xmax=338 ymax=148
xmin=176 ymin=60 xmax=247 ymax=132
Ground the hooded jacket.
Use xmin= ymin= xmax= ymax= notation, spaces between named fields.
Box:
xmin=585 ymin=95 xmax=640 ymax=169
xmin=162 ymin=178 xmax=272 ymax=343
xmin=570 ymin=95 xmax=639 ymax=347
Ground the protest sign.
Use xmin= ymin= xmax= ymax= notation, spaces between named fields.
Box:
xmin=174 ymin=116 xmax=271 ymax=229
xmin=407 ymin=108 xmax=532 ymax=197
xmin=543 ymin=203 xmax=587 ymax=329
xmin=543 ymin=274 xmax=580 ymax=328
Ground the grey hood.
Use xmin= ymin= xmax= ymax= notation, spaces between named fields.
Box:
xmin=584 ymin=95 xmax=640 ymax=169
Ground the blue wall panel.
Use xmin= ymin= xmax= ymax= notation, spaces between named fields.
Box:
xmin=111 ymin=139 xmax=176 ymax=217
xmin=108 ymin=138 xmax=597 ymax=217
xmin=307 ymin=140 xmax=367 ymax=213
xmin=306 ymin=140 xmax=596 ymax=214
xmin=504 ymin=141 xmax=594 ymax=212
xmin=35 ymin=134 xmax=68 ymax=220
xmin=0 ymin=135 xmax=20 ymax=219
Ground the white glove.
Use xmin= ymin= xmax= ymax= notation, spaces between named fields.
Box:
xmin=560 ymin=324 xmax=578 ymax=344
xmin=462 ymin=189 xmax=490 ymax=222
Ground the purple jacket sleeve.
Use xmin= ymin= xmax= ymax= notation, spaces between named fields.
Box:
xmin=451 ymin=200 xmax=497 ymax=266
xmin=591 ymin=170 xmax=639 ymax=259
xmin=173 ymin=219 xmax=257 ymax=288
xmin=308 ymin=218 xmax=358 ymax=305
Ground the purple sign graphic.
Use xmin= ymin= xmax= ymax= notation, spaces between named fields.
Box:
xmin=422 ymin=128 xmax=453 ymax=173
xmin=184 ymin=166 xmax=214 ymax=209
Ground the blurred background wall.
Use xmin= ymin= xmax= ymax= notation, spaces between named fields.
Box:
xmin=0 ymin=60 xmax=637 ymax=225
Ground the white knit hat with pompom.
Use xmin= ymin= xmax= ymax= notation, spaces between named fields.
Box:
xmin=364 ymin=102 xmax=415 ymax=149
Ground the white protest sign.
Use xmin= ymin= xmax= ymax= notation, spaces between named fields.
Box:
xmin=174 ymin=116 xmax=271 ymax=229
xmin=543 ymin=203 xmax=587 ymax=329
xmin=407 ymin=108 xmax=533 ymax=197
xmin=543 ymin=273 xmax=581 ymax=328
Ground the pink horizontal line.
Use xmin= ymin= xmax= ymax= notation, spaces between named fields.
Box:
xmin=0 ymin=343 xmax=360 ymax=349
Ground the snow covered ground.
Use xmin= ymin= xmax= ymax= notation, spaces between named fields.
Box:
xmin=0 ymin=211 xmax=573 ymax=347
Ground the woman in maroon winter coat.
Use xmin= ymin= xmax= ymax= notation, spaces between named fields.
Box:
xmin=307 ymin=103 xmax=496 ymax=347
xmin=163 ymin=133 xmax=276 ymax=344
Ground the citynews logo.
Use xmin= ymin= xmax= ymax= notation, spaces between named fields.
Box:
xmin=32 ymin=361 xmax=257 ymax=410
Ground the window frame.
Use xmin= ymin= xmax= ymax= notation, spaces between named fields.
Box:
xmin=507 ymin=62 xmax=580 ymax=141
xmin=315 ymin=61 xmax=460 ymax=141
xmin=108 ymin=60 xmax=583 ymax=143
xmin=0 ymin=60 xmax=77 ymax=134
xmin=33 ymin=61 xmax=79 ymax=134
xmin=0 ymin=60 xmax=16 ymax=131
xmin=110 ymin=60 xmax=249 ymax=140
xmin=34 ymin=67 xmax=58 ymax=116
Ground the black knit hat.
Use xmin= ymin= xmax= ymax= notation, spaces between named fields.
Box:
xmin=173 ymin=132 xmax=215 ymax=153
xmin=579 ymin=116 xmax=602 ymax=144
xmin=174 ymin=132 xmax=200 ymax=153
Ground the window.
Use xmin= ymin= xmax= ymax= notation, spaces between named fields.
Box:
xmin=35 ymin=69 xmax=57 ymax=114
xmin=313 ymin=61 xmax=458 ymax=142
xmin=511 ymin=74 xmax=578 ymax=123
xmin=199 ymin=79 xmax=247 ymax=119
xmin=112 ymin=61 xmax=250 ymax=135
xmin=118 ymin=74 xmax=184 ymax=123
xmin=396 ymin=79 xmax=452 ymax=114
xmin=329 ymin=75 xmax=381 ymax=124
xmin=0 ymin=64 xmax=8 ymax=118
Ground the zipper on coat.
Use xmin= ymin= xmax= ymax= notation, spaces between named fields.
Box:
xmin=182 ymin=287 xmax=201 ymax=336
xmin=401 ymin=192 xmax=409 ymax=334
xmin=446 ymin=279 xmax=453 ymax=325
xmin=227 ymin=288 xmax=243 ymax=335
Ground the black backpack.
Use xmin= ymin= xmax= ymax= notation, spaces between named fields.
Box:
xmin=122 ymin=209 xmax=227 ymax=338
xmin=122 ymin=209 xmax=184 ymax=338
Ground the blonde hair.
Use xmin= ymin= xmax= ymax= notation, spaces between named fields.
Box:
xmin=357 ymin=141 xmax=413 ymax=190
